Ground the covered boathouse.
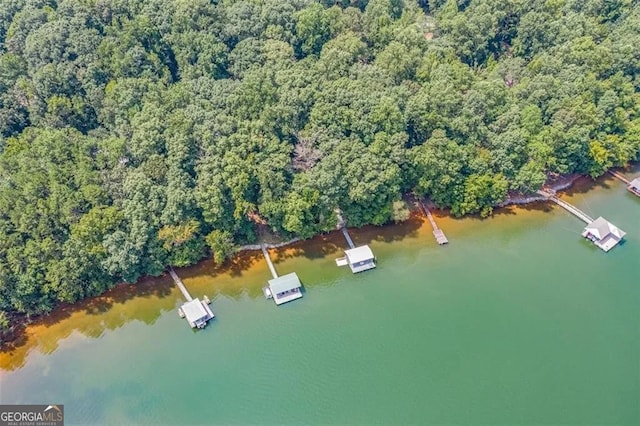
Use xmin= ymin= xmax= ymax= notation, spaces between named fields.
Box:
xmin=180 ymin=298 xmax=215 ymax=328
xmin=343 ymin=245 xmax=376 ymax=273
xmin=582 ymin=217 xmax=626 ymax=252
xmin=267 ymin=272 xmax=303 ymax=305
xmin=628 ymin=177 xmax=640 ymax=196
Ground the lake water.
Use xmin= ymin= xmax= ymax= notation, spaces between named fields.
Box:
xmin=2 ymin=175 xmax=639 ymax=425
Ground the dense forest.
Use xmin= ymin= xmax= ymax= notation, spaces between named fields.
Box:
xmin=0 ymin=0 xmax=639 ymax=326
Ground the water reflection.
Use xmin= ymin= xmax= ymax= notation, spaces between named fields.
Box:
xmin=0 ymin=215 xmax=425 ymax=371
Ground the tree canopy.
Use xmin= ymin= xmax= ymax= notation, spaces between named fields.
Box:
xmin=1 ymin=0 xmax=639 ymax=322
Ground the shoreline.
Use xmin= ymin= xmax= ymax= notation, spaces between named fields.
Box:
xmin=0 ymin=171 xmax=617 ymax=348
xmin=498 ymin=173 xmax=582 ymax=207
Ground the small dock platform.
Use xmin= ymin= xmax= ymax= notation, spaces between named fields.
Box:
xmin=419 ymin=200 xmax=448 ymax=245
xmin=169 ymin=267 xmax=214 ymax=328
xmin=335 ymin=257 xmax=348 ymax=267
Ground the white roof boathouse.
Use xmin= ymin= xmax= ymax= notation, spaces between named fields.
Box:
xmin=179 ymin=298 xmax=214 ymax=329
xmin=628 ymin=177 xmax=640 ymax=197
xmin=342 ymin=245 xmax=376 ymax=273
xmin=581 ymin=217 xmax=626 ymax=252
xmin=266 ymin=272 xmax=303 ymax=305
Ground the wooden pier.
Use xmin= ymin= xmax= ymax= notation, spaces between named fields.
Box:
xmin=537 ymin=190 xmax=593 ymax=224
xmin=419 ymin=200 xmax=448 ymax=245
xmin=169 ymin=267 xmax=192 ymax=301
xmin=608 ymin=170 xmax=640 ymax=197
xmin=608 ymin=170 xmax=630 ymax=184
xmin=261 ymin=243 xmax=278 ymax=279
xmin=341 ymin=227 xmax=356 ymax=249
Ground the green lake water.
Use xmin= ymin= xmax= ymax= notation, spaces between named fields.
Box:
xmin=1 ymin=175 xmax=639 ymax=425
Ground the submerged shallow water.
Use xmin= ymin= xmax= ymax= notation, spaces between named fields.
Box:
xmin=2 ymin=175 xmax=639 ymax=425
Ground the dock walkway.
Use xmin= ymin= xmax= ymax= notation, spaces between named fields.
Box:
xmin=169 ymin=267 xmax=192 ymax=301
xmin=419 ymin=200 xmax=448 ymax=245
xmin=608 ymin=170 xmax=630 ymax=184
xmin=341 ymin=227 xmax=356 ymax=249
xmin=261 ymin=243 xmax=278 ymax=279
xmin=537 ymin=190 xmax=593 ymax=224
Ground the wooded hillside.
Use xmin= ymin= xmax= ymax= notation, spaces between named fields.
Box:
xmin=1 ymin=0 xmax=639 ymax=324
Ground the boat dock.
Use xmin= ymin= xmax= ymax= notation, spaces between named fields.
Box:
xmin=537 ymin=189 xmax=625 ymax=251
xmin=537 ymin=190 xmax=593 ymax=224
xmin=419 ymin=200 xmax=448 ymax=245
xmin=335 ymin=221 xmax=376 ymax=273
xmin=260 ymin=244 xmax=303 ymax=305
xmin=169 ymin=267 xmax=214 ymax=328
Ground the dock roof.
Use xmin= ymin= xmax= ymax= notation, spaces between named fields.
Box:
xmin=345 ymin=245 xmax=374 ymax=263
xmin=584 ymin=217 xmax=626 ymax=240
xmin=268 ymin=272 xmax=302 ymax=295
xmin=629 ymin=177 xmax=640 ymax=189
xmin=182 ymin=299 xmax=208 ymax=323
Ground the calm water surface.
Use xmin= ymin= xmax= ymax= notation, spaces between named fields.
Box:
xmin=2 ymin=175 xmax=639 ymax=425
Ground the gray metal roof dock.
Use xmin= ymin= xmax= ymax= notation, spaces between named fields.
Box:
xmin=170 ymin=267 xmax=214 ymax=328
xmin=268 ymin=272 xmax=303 ymax=305
xmin=344 ymin=245 xmax=376 ymax=273
xmin=181 ymin=298 xmax=215 ymax=328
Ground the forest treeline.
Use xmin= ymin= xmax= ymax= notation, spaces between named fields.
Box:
xmin=0 ymin=0 xmax=639 ymax=325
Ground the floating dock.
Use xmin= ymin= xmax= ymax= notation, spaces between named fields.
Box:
xmin=335 ymin=224 xmax=376 ymax=273
xmin=537 ymin=190 xmax=625 ymax=251
xmin=169 ymin=267 xmax=214 ymax=328
xmin=261 ymin=244 xmax=303 ymax=305
xmin=419 ymin=200 xmax=448 ymax=245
